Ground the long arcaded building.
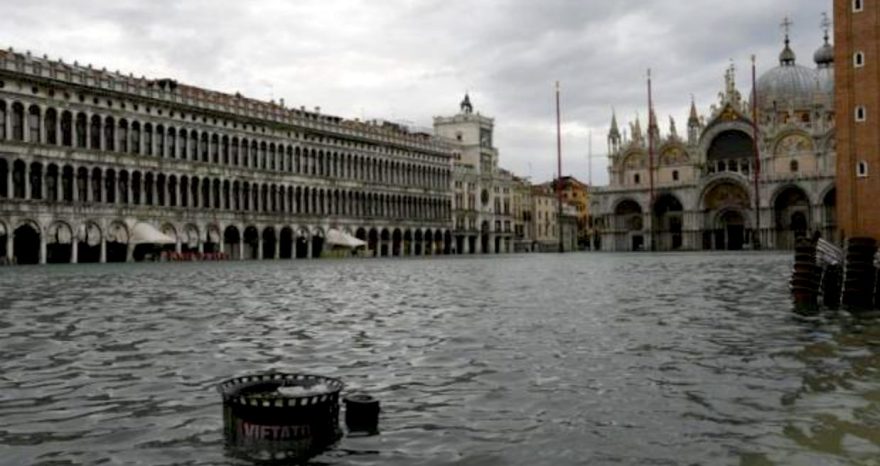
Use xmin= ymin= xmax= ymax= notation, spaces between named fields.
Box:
xmin=0 ymin=48 xmax=456 ymax=264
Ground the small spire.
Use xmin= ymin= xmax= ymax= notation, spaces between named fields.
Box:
xmin=821 ymin=12 xmax=830 ymax=45
xmin=609 ymin=109 xmax=620 ymax=136
xmin=688 ymin=96 xmax=699 ymax=123
xmin=779 ymin=16 xmax=797 ymax=66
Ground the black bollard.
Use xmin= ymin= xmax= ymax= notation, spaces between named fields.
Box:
xmin=791 ymin=239 xmax=820 ymax=314
xmin=822 ymin=265 xmax=843 ymax=310
xmin=344 ymin=394 xmax=380 ymax=434
xmin=875 ymin=267 xmax=880 ymax=311
xmin=842 ymin=238 xmax=877 ymax=313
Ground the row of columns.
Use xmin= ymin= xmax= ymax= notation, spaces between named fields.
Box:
xmin=5 ymin=232 xmax=474 ymax=264
xmin=1 ymin=103 xmax=451 ymax=188
xmin=2 ymin=161 xmax=452 ymax=221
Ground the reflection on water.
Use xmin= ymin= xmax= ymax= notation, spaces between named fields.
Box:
xmin=0 ymin=253 xmax=877 ymax=465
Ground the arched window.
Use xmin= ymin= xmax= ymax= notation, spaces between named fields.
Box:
xmin=189 ymin=131 xmax=198 ymax=161
xmin=0 ymin=101 xmax=5 ymax=140
xmin=89 ymin=115 xmax=101 ymax=149
xmin=129 ymin=171 xmax=141 ymax=204
xmin=191 ymin=176 xmax=200 ymax=207
xmin=178 ymin=129 xmax=187 ymax=159
xmin=117 ymin=119 xmax=128 ymax=153
xmin=855 ymin=51 xmax=865 ymax=67
xmin=104 ymin=116 xmax=115 ymax=151
xmin=179 ymin=176 xmax=188 ymax=207
xmin=200 ymin=133 xmax=209 ymax=162
xmin=168 ymin=175 xmax=177 ymax=206
xmin=858 ymin=160 xmax=869 ymax=178
xmin=11 ymin=103 xmax=24 ymax=141
xmin=222 ymin=136 xmax=229 ymax=165
xmin=856 ymin=106 xmax=867 ymax=122
xmin=790 ymin=160 xmax=799 ymax=173
xmin=212 ymin=179 xmax=220 ymax=209
xmin=91 ymin=168 xmax=103 ymax=202
xmin=156 ymin=174 xmax=166 ymax=206
xmin=634 ymin=174 xmax=641 ymax=185
xmin=269 ymin=144 xmax=276 ymax=171
xmin=73 ymin=113 xmax=85 ymax=148
xmin=45 ymin=108 xmax=57 ymax=144
xmin=144 ymin=173 xmax=154 ymax=206
xmin=27 ymin=105 xmax=41 ymax=143
xmin=202 ymin=178 xmax=210 ymax=208
xmin=105 ymin=169 xmax=116 ymax=204
xmin=60 ymin=111 xmax=72 ymax=146
xmin=144 ymin=123 xmax=153 ymax=156
xmin=211 ymin=134 xmax=219 ymax=164
xmin=672 ymin=170 xmax=679 ymax=181
xmin=131 ymin=121 xmax=141 ymax=155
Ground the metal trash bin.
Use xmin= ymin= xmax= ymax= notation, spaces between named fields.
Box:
xmin=218 ymin=373 xmax=344 ymax=462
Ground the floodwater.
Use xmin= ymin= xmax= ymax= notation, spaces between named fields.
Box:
xmin=0 ymin=253 xmax=878 ymax=465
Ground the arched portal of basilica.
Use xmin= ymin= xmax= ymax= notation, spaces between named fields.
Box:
xmin=702 ymin=181 xmax=751 ymax=251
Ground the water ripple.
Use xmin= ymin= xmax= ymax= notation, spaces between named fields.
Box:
xmin=0 ymin=253 xmax=878 ymax=464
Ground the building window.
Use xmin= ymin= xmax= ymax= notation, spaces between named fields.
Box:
xmin=634 ymin=174 xmax=641 ymax=184
xmin=857 ymin=161 xmax=869 ymax=178
xmin=856 ymin=106 xmax=867 ymax=122
xmin=855 ymin=52 xmax=865 ymax=67
xmin=854 ymin=0 xmax=863 ymax=12
xmin=790 ymin=160 xmax=799 ymax=173
xmin=672 ymin=170 xmax=679 ymax=181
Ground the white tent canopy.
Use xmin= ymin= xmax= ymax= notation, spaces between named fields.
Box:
xmin=326 ymin=229 xmax=367 ymax=249
xmin=130 ymin=222 xmax=176 ymax=245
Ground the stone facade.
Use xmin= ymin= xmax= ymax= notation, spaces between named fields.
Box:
xmin=437 ymin=95 xmax=516 ymax=255
xmin=511 ymin=176 xmax=534 ymax=252
xmin=0 ymin=48 xmax=456 ymax=264
xmin=528 ymin=184 xmax=577 ymax=252
xmin=543 ymin=176 xmax=590 ymax=248
xmin=593 ymin=24 xmax=837 ymax=252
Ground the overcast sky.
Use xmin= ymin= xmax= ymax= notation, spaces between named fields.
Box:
xmin=0 ymin=0 xmax=830 ymax=185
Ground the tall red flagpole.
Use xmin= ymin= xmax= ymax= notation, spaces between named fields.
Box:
xmin=751 ymin=55 xmax=762 ymax=250
xmin=647 ymin=69 xmax=655 ymax=252
xmin=556 ymin=81 xmax=564 ymax=253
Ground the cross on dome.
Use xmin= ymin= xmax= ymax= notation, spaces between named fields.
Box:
xmin=781 ymin=16 xmax=793 ymax=38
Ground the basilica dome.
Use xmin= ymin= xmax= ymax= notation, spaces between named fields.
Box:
xmin=813 ymin=32 xmax=834 ymax=97
xmin=755 ymin=41 xmax=818 ymax=110
xmin=814 ymin=43 xmax=834 ymax=67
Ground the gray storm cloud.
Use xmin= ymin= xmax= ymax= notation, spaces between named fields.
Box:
xmin=0 ymin=0 xmax=830 ymax=184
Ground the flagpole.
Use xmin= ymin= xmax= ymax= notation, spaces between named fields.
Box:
xmin=588 ymin=130 xmax=593 ymax=251
xmin=647 ymin=68 xmax=655 ymax=252
xmin=751 ymin=55 xmax=762 ymax=250
xmin=556 ymin=81 xmax=564 ymax=253
xmin=588 ymin=130 xmax=593 ymax=187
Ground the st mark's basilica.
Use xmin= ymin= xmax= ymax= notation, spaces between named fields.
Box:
xmin=593 ymin=20 xmax=837 ymax=252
